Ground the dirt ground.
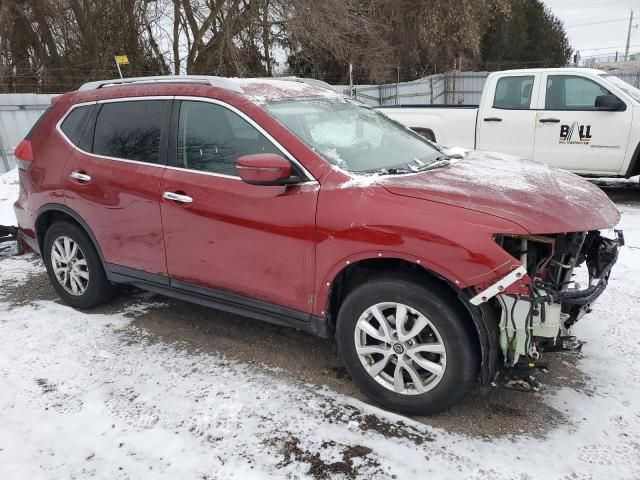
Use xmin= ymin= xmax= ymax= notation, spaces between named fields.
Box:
xmin=10 ymin=183 xmax=637 ymax=441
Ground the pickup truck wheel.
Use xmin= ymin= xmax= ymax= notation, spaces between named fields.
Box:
xmin=336 ymin=275 xmax=478 ymax=415
xmin=43 ymin=221 xmax=116 ymax=309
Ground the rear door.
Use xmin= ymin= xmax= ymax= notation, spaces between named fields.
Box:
xmin=62 ymin=98 xmax=172 ymax=276
xmin=476 ymin=73 xmax=539 ymax=159
xmin=532 ymin=73 xmax=632 ymax=175
xmin=159 ymin=98 xmax=319 ymax=313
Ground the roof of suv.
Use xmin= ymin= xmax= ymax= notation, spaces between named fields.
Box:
xmin=75 ymin=75 xmax=343 ymax=103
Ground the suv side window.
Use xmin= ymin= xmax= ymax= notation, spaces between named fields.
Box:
xmin=60 ymin=105 xmax=95 ymax=146
xmin=177 ymin=100 xmax=281 ymax=176
xmin=93 ymin=100 xmax=167 ymax=164
xmin=493 ymin=76 xmax=534 ymax=109
xmin=545 ymin=75 xmax=610 ymax=110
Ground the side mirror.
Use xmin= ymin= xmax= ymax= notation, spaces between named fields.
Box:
xmin=236 ymin=153 xmax=296 ymax=186
xmin=595 ymin=94 xmax=625 ymax=111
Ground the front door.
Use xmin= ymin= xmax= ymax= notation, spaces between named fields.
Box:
xmin=160 ymin=99 xmax=319 ymax=313
xmin=62 ymin=99 xmax=171 ymax=276
xmin=476 ymin=73 xmax=539 ymax=159
xmin=533 ymin=73 xmax=632 ymax=175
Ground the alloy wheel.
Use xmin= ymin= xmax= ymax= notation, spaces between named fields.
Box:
xmin=354 ymin=302 xmax=447 ymax=395
xmin=50 ymin=236 xmax=90 ymax=296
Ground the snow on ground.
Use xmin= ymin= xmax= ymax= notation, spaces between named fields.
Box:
xmin=1 ymin=168 xmax=640 ymax=479
xmin=0 ymin=167 xmax=19 ymax=226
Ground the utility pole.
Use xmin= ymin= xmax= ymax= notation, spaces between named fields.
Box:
xmin=625 ymin=9 xmax=634 ymax=62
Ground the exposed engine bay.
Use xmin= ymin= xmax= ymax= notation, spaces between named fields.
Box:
xmin=471 ymin=229 xmax=623 ymax=387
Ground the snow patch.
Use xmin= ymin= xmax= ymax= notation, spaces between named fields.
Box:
xmin=443 ymin=146 xmax=469 ymax=157
xmin=234 ymin=78 xmax=342 ymax=103
xmin=0 ymin=168 xmax=19 ymax=226
xmin=339 ymin=173 xmax=381 ymax=189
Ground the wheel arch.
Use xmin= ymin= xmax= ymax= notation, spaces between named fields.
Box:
xmin=624 ymin=140 xmax=640 ymax=178
xmin=35 ymin=204 xmax=106 ymax=265
xmin=323 ymin=255 xmax=500 ymax=386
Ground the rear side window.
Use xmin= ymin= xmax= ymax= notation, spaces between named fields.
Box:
xmin=60 ymin=105 xmax=94 ymax=146
xmin=493 ymin=76 xmax=534 ymax=109
xmin=93 ymin=100 xmax=166 ymax=164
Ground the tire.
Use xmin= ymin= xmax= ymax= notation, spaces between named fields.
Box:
xmin=336 ymin=274 xmax=478 ymax=415
xmin=43 ymin=221 xmax=116 ymax=309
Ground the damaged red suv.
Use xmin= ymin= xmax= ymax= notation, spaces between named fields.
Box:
xmin=13 ymin=76 xmax=623 ymax=414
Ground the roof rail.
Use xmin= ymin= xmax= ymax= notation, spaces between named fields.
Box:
xmin=78 ymin=75 xmax=244 ymax=93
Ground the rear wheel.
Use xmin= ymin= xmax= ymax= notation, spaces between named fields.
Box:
xmin=43 ymin=221 xmax=116 ymax=309
xmin=336 ymin=275 xmax=478 ymax=415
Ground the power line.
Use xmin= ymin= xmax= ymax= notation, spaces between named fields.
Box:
xmin=567 ymin=17 xmax=629 ymax=28
xmin=579 ymin=44 xmax=640 ymax=52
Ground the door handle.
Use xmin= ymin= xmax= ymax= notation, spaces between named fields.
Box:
xmin=539 ymin=118 xmax=561 ymax=123
xmin=69 ymin=171 xmax=91 ymax=182
xmin=163 ymin=191 xmax=193 ymax=204
xmin=483 ymin=117 xmax=502 ymax=122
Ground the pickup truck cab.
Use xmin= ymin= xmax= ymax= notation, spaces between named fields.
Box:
xmin=381 ymin=68 xmax=640 ymax=178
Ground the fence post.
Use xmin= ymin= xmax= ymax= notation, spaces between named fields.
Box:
xmin=395 ymin=66 xmax=400 ymax=106
xmin=430 ymin=77 xmax=433 ymax=105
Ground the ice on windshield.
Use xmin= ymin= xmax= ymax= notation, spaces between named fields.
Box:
xmin=264 ymin=99 xmax=442 ymax=173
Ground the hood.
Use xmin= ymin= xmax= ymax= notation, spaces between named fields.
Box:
xmin=379 ymin=151 xmax=620 ymax=234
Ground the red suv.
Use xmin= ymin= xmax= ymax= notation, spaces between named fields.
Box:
xmin=13 ymin=76 xmax=622 ymax=414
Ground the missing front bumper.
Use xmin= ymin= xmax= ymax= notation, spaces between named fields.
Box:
xmin=489 ymin=230 xmax=622 ymax=367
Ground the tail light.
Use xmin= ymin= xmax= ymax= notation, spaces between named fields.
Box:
xmin=14 ymin=140 xmax=33 ymax=170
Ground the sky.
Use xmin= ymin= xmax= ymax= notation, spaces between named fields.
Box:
xmin=543 ymin=0 xmax=640 ymax=61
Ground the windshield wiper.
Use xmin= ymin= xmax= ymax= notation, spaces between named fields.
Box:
xmin=378 ymin=167 xmax=413 ymax=175
xmin=376 ymin=155 xmax=458 ymax=176
xmin=409 ymin=155 xmax=454 ymax=172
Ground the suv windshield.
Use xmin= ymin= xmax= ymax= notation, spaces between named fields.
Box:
xmin=264 ymin=98 xmax=443 ymax=173
xmin=600 ymin=74 xmax=640 ymax=103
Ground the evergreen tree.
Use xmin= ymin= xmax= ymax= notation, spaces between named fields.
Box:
xmin=480 ymin=0 xmax=572 ymax=69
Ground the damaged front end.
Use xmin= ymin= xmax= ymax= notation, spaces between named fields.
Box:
xmin=471 ymin=229 xmax=623 ymax=390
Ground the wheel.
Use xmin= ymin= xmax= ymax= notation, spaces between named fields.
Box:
xmin=43 ymin=221 xmax=116 ymax=309
xmin=336 ymin=275 xmax=478 ymax=415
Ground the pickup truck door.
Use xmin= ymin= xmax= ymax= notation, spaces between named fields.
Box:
xmin=532 ymin=73 xmax=632 ymax=175
xmin=476 ymin=73 xmax=540 ymax=159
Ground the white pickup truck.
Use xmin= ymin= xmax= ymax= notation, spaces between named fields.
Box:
xmin=380 ymin=68 xmax=640 ymax=178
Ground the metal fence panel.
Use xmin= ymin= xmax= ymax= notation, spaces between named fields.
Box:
xmin=0 ymin=94 xmax=55 ymax=173
xmin=340 ymin=71 xmax=490 ymax=106
xmin=340 ymin=69 xmax=640 ymax=106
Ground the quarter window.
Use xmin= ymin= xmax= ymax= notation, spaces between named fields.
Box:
xmin=545 ymin=75 xmax=611 ymax=110
xmin=177 ymin=101 xmax=281 ymax=176
xmin=60 ymin=105 xmax=94 ymax=146
xmin=93 ymin=100 xmax=167 ymax=163
xmin=493 ymin=76 xmax=534 ymax=109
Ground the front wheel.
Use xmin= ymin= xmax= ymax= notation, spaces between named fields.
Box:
xmin=336 ymin=275 xmax=478 ymax=415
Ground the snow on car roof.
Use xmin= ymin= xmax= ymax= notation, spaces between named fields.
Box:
xmin=233 ymin=78 xmax=344 ymax=103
